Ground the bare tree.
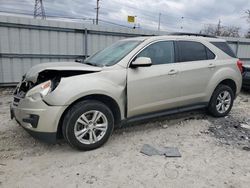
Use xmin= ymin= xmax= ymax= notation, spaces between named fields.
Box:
xmin=246 ymin=10 xmax=250 ymax=22
xmin=220 ymin=26 xmax=240 ymax=37
xmin=245 ymin=10 xmax=250 ymax=38
xmin=246 ymin=32 xmax=250 ymax=38
xmin=200 ymin=24 xmax=217 ymax=36
xmin=200 ymin=21 xmax=240 ymax=37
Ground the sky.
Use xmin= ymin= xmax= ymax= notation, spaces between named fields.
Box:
xmin=0 ymin=0 xmax=249 ymax=35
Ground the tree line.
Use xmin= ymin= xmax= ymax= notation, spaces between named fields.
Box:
xmin=200 ymin=10 xmax=250 ymax=38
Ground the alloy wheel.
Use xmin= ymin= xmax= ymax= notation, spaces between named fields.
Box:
xmin=216 ymin=91 xmax=232 ymax=114
xmin=74 ymin=110 xmax=108 ymax=144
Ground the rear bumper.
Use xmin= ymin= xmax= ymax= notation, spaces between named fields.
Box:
xmin=242 ymin=82 xmax=250 ymax=89
xmin=10 ymin=96 xmax=67 ymax=143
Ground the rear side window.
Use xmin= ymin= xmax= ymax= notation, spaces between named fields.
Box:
xmin=211 ymin=42 xmax=236 ymax=58
xmin=207 ymin=48 xmax=216 ymax=59
xmin=177 ymin=41 xmax=215 ymax=62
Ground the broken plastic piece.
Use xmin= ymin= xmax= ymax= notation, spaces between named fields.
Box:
xmin=163 ymin=147 xmax=182 ymax=157
xmin=140 ymin=144 xmax=160 ymax=156
xmin=140 ymin=144 xmax=181 ymax=157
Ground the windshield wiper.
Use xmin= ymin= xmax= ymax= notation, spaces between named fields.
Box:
xmin=83 ymin=61 xmax=99 ymax=67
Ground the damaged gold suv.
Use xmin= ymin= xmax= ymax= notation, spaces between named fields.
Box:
xmin=11 ymin=35 xmax=243 ymax=150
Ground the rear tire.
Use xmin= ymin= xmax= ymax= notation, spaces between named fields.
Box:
xmin=62 ymin=100 xmax=114 ymax=151
xmin=208 ymin=84 xmax=234 ymax=117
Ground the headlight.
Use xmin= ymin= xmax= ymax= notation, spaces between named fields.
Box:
xmin=26 ymin=80 xmax=52 ymax=100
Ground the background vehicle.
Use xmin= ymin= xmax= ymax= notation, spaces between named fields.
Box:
xmin=10 ymin=34 xmax=242 ymax=150
xmin=243 ymin=65 xmax=250 ymax=90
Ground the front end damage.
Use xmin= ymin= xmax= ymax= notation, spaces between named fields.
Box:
xmin=11 ymin=62 xmax=102 ymax=143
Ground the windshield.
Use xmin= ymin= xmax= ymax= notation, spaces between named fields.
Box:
xmin=85 ymin=40 xmax=141 ymax=66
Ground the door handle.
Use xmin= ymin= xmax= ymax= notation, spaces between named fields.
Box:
xmin=208 ymin=63 xmax=216 ymax=68
xmin=168 ymin=69 xmax=178 ymax=75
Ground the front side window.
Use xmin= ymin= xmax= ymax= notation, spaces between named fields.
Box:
xmin=177 ymin=41 xmax=209 ymax=62
xmin=85 ymin=40 xmax=141 ymax=67
xmin=137 ymin=41 xmax=175 ymax=65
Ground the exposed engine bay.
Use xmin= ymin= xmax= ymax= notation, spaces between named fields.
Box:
xmin=14 ymin=70 xmax=97 ymax=98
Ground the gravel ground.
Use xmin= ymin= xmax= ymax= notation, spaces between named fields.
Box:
xmin=0 ymin=88 xmax=250 ymax=188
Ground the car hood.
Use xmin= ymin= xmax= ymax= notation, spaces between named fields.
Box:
xmin=25 ymin=62 xmax=102 ymax=83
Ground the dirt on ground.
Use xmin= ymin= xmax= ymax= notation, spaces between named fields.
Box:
xmin=0 ymin=88 xmax=250 ymax=188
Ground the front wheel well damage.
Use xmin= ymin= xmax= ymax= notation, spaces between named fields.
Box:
xmin=57 ymin=94 xmax=121 ymax=138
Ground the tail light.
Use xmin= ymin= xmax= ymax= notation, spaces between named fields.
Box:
xmin=237 ymin=60 xmax=243 ymax=73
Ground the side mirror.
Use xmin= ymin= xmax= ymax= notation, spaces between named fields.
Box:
xmin=131 ymin=57 xmax=152 ymax=68
xmin=75 ymin=57 xmax=84 ymax=63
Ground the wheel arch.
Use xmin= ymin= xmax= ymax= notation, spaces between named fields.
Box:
xmin=217 ymin=79 xmax=237 ymax=97
xmin=57 ymin=94 xmax=122 ymax=138
xmin=208 ymin=78 xmax=237 ymax=106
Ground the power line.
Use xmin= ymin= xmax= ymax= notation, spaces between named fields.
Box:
xmin=0 ymin=9 xmax=214 ymax=33
xmin=0 ymin=8 xmax=187 ymax=32
xmin=98 ymin=19 xmax=131 ymax=28
xmin=0 ymin=0 xmax=206 ymax=31
xmin=0 ymin=9 xmax=133 ymax=29
xmin=0 ymin=2 xmax=221 ymax=30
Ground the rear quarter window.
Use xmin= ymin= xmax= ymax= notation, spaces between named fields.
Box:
xmin=211 ymin=42 xmax=236 ymax=58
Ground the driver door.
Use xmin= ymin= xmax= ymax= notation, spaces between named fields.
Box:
xmin=127 ymin=41 xmax=181 ymax=117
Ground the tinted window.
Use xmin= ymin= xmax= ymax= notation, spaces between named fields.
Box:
xmin=177 ymin=41 xmax=208 ymax=62
xmin=211 ymin=42 xmax=236 ymax=58
xmin=206 ymin=48 xmax=216 ymax=59
xmin=137 ymin=41 xmax=175 ymax=65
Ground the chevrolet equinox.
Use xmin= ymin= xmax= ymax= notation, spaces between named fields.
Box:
xmin=10 ymin=35 xmax=243 ymax=150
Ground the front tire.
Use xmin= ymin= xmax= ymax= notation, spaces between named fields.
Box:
xmin=62 ymin=100 xmax=114 ymax=150
xmin=208 ymin=84 xmax=234 ymax=117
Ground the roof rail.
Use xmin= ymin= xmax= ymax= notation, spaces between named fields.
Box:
xmin=170 ymin=32 xmax=217 ymax=38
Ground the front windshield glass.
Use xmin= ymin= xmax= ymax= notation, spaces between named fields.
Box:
xmin=85 ymin=40 xmax=141 ymax=66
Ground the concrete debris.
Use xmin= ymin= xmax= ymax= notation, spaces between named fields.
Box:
xmin=140 ymin=144 xmax=160 ymax=156
xmin=241 ymin=123 xmax=250 ymax=130
xmin=161 ymin=124 xmax=169 ymax=129
xmin=242 ymin=98 xmax=249 ymax=103
xmin=140 ymin=144 xmax=181 ymax=157
xmin=208 ymin=115 xmax=250 ymax=146
xmin=242 ymin=146 xmax=250 ymax=151
xmin=163 ymin=147 xmax=182 ymax=157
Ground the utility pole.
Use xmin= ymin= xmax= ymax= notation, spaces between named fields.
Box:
xmin=246 ymin=10 xmax=250 ymax=38
xmin=95 ymin=0 xmax=100 ymax=25
xmin=158 ymin=13 xmax=161 ymax=31
xmin=34 ymin=0 xmax=46 ymax=19
xmin=246 ymin=10 xmax=250 ymax=22
xmin=180 ymin=16 xmax=184 ymax=30
xmin=216 ymin=19 xmax=222 ymax=36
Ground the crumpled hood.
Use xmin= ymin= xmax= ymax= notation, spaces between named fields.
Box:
xmin=25 ymin=62 xmax=102 ymax=83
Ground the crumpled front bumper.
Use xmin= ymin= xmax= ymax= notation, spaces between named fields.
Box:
xmin=10 ymin=96 xmax=67 ymax=143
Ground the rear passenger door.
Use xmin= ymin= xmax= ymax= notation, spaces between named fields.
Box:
xmin=176 ymin=40 xmax=216 ymax=106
